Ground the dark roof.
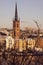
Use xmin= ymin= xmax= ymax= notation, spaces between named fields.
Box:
xmin=0 ymin=32 xmax=7 ymax=36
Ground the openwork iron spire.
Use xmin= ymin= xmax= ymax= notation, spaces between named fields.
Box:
xmin=15 ymin=3 xmax=18 ymax=21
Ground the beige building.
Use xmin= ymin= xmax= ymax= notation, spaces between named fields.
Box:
xmin=27 ymin=38 xmax=35 ymax=50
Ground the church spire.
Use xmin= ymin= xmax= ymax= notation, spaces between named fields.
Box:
xmin=15 ymin=3 xmax=18 ymax=21
xmin=13 ymin=3 xmax=20 ymax=39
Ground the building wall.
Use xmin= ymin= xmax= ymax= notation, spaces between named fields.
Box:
xmin=13 ymin=20 xmax=20 ymax=39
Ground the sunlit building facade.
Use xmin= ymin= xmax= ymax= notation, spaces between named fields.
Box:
xmin=6 ymin=36 xmax=14 ymax=50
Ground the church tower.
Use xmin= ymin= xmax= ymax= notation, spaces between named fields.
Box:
xmin=13 ymin=3 xmax=20 ymax=39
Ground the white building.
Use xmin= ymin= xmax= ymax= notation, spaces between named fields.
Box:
xmin=6 ymin=36 xmax=14 ymax=50
xmin=35 ymin=47 xmax=43 ymax=52
xmin=27 ymin=38 xmax=35 ymax=50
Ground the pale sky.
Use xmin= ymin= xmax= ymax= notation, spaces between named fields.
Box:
xmin=0 ymin=0 xmax=43 ymax=29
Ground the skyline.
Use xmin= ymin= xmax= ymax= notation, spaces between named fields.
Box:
xmin=0 ymin=0 xmax=43 ymax=29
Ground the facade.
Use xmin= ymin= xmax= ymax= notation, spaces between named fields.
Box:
xmin=6 ymin=36 xmax=14 ymax=50
xmin=14 ymin=39 xmax=35 ymax=52
xmin=13 ymin=3 xmax=20 ymax=39
xmin=27 ymin=38 xmax=35 ymax=50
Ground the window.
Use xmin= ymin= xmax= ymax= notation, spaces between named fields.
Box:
xmin=14 ymin=32 xmax=16 ymax=36
xmin=17 ymin=23 xmax=19 ymax=27
xmin=14 ymin=23 xmax=15 ymax=27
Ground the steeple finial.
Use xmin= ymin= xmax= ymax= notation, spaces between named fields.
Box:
xmin=15 ymin=2 xmax=18 ymax=21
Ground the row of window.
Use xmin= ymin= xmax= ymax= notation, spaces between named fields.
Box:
xmin=13 ymin=23 xmax=19 ymax=27
xmin=14 ymin=32 xmax=19 ymax=37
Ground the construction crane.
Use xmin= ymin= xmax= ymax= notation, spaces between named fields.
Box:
xmin=33 ymin=20 xmax=40 ymax=47
xmin=33 ymin=20 xmax=40 ymax=33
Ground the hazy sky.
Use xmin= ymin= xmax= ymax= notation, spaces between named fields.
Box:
xmin=0 ymin=0 xmax=43 ymax=29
